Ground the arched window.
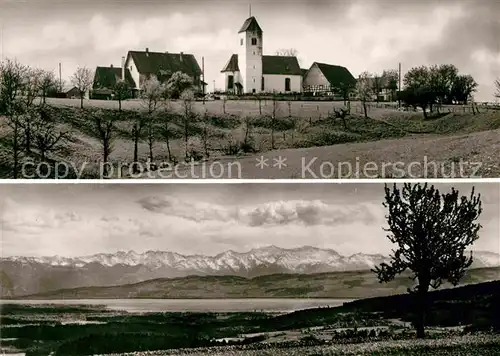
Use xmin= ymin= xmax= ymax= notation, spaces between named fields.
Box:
xmin=285 ymin=78 xmax=291 ymax=92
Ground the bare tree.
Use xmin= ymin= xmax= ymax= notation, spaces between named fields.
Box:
xmin=222 ymin=96 xmax=227 ymax=114
xmin=495 ymin=78 xmax=500 ymax=99
xmin=276 ymin=48 xmax=301 ymax=66
xmin=140 ymin=76 xmax=165 ymax=163
xmin=158 ymin=100 xmax=174 ymax=163
xmin=373 ymin=183 xmax=482 ymax=339
xmin=333 ymin=107 xmax=349 ymax=130
xmin=71 ymin=66 xmax=93 ymax=109
xmin=200 ymin=109 xmax=212 ymax=158
xmin=275 ymin=48 xmax=299 ymax=57
xmin=372 ymin=75 xmax=383 ymax=103
xmin=32 ymin=105 xmax=68 ymax=161
xmin=271 ymin=91 xmax=278 ymax=150
xmin=113 ymin=80 xmax=130 ymax=111
xmin=0 ymin=59 xmax=28 ymax=178
xmin=181 ymin=89 xmax=196 ymax=160
xmin=255 ymin=93 xmax=263 ymax=115
xmin=129 ymin=110 xmax=147 ymax=174
xmin=382 ymin=69 xmax=399 ymax=102
xmin=356 ymin=71 xmax=373 ymax=119
xmin=20 ymin=67 xmax=44 ymax=154
xmin=39 ymin=70 xmax=57 ymax=104
xmin=88 ymin=109 xmax=118 ymax=177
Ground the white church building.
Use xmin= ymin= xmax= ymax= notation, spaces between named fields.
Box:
xmin=221 ymin=16 xmax=302 ymax=94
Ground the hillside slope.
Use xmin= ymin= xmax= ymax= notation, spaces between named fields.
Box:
xmin=14 ymin=266 xmax=500 ymax=300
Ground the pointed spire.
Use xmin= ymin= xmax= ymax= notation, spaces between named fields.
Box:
xmin=249 ymin=4 xmax=252 ymax=17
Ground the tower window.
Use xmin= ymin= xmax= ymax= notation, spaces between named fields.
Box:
xmin=285 ymin=78 xmax=291 ymax=92
xmin=253 ymin=51 xmax=255 ymax=55
xmin=251 ymin=38 xmax=257 ymax=45
xmin=261 ymin=76 xmax=264 ymax=91
xmin=228 ymin=75 xmax=234 ymax=90
xmin=253 ymin=78 xmax=255 ymax=83
xmin=240 ymin=38 xmax=243 ymax=46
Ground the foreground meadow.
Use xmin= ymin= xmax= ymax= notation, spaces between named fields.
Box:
xmin=2 ymin=281 xmax=499 ymax=356
xmin=1 ymin=98 xmax=499 ymax=178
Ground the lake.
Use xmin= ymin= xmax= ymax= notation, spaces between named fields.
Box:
xmin=0 ymin=298 xmax=353 ymax=313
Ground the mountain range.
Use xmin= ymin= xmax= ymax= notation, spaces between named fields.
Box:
xmin=1 ymin=246 xmax=499 ymax=297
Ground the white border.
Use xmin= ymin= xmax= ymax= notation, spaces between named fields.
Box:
xmin=0 ymin=179 xmax=498 ymax=184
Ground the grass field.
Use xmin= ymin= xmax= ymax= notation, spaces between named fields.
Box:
xmin=1 ymin=98 xmax=499 ymax=179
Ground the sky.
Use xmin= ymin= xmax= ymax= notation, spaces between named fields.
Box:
xmin=0 ymin=0 xmax=499 ymax=101
xmin=1 ymin=183 xmax=498 ymax=257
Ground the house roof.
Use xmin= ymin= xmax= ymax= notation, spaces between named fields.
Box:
xmin=314 ymin=62 xmax=356 ymax=88
xmin=92 ymin=66 xmax=136 ymax=90
xmin=238 ymin=16 xmax=263 ymax=34
xmin=127 ymin=50 xmax=202 ymax=78
xmin=221 ymin=54 xmax=240 ymax=73
xmin=262 ymin=55 xmax=301 ymax=75
xmin=220 ymin=54 xmax=302 ymax=76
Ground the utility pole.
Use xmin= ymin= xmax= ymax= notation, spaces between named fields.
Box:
xmin=202 ymin=56 xmax=205 ymax=104
xmin=1 ymin=22 xmax=4 ymax=62
xmin=398 ymin=62 xmax=402 ymax=108
xmin=59 ymin=62 xmax=62 ymax=92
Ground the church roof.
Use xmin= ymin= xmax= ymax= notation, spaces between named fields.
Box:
xmin=92 ymin=66 xmax=136 ymax=90
xmin=313 ymin=62 xmax=356 ymax=88
xmin=262 ymin=55 xmax=301 ymax=75
xmin=127 ymin=50 xmax=202 ymax=78
xmin=238 ymin=16 xmax=263 ymax=34
xmin=220 ymin=54 xmax=240 ymax=72
xmin=220 ymin=54 xmax=302 ymax=76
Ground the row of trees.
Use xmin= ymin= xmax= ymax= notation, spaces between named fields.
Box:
xmin=0 ymin=58 xmax=201 ymax=178
xmin=354 ymin=64 xmax=481 ymax=119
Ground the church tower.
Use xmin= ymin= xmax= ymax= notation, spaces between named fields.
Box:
xmin=237 ymin=16 xmax=263 ymax=94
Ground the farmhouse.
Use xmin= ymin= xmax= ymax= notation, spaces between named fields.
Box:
xmin=302 ymin=62 xmax=356 ymax=96
xmin=93 ymin=49 xmax=205 ymax=98
xmin=362 ymin=74 xmax=397 ymax=102
xmin=221 ymin=16 xmax=302 ymax=94
xmin=91 ymin=65 xmax=135 ymax=100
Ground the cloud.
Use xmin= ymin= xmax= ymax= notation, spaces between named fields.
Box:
xmin=138 ymin=196 xmax=378 ymax=227
xmin=1 ymin=198 xmax=81 ymax=234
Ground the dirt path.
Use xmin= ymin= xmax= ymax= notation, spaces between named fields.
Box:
xmin=140 ymin=129 xmax=500 ymax=179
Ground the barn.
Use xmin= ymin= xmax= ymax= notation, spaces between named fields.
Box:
xmin=302 ymin=62 xmax=356 ymax=96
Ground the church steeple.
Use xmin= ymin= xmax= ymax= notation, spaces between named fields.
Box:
xmin=238 ymin=16 xmax=263 ymax=34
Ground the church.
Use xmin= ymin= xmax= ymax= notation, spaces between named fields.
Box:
xmin=221 ymin=16 xmax=303 ymax=94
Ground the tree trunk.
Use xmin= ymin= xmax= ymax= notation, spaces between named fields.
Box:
xmin=80 ymin=95 xmax=84 ymax=109
xmin=103 ymin=138 xmax=109 ymax=177
xmin=25 ymin=119 xmax=32 ymax=154
xmin=422 ymin=106 xmax=428 ymax=119
xmin=164 ymin=123 xmax=172 ymax=162
xmin=148 ymin=137 xmax=154 ymax=163
xmin=118 ymin=99 xmax=122 ymax=111
xmin=13 ymin=121 xmax=19 ymax=179
xmin=133 ymin=127 xmax=139 ymax=174
xmin=271 ymin=116 xmax=275 ymax=150
xmin=184 ymin=119 xmax=189 ymax=161
xmin=362 ymin=102 xmax=368 ymax=119
xmin=415 ymin=281 xmax=430 ymax=339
